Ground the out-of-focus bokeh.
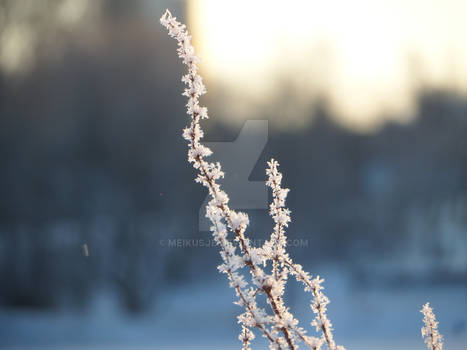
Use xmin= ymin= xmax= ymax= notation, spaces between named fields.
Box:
xmin=0 ymin=1 xmax=466 ymax=349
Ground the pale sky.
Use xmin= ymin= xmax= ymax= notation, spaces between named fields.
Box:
xmin=188 ymin=0 xmax=467 ymax=131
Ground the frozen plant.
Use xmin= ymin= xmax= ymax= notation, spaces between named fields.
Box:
xmin=421 ymin=303 xmax=444 ymax=350
xmin=160 ymin=9 xmax=447 ymax=350
xmin=160 ymin=9 xmax=341 ymax=349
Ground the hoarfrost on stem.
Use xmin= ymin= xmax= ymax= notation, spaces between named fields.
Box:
xmin=160 ymin=8 xmax=446 ymax=350
xmin=160 ymin=8 xmax=342 ymax=350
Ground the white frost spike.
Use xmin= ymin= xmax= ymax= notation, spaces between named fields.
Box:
xmin=162 ymin=8 xmax=351 ymax=350
xmin=161 ymin=10 xmax=290 ymax=347
xmin=421 ymin=303 xmax=443 ymax=350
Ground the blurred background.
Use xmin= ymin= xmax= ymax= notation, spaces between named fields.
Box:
xmin=0 ymin=0 xmax=466 ymax=349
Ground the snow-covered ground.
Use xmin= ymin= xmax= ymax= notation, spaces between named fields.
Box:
xmin=1 ymin=268 xmax=466 ymax=349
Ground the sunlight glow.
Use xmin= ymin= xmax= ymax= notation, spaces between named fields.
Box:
xmin=188 ymin=0 xmax=467 ymax=131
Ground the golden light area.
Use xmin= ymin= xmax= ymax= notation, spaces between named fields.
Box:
xmin=188 ymin=0 xmax=467 ymax=131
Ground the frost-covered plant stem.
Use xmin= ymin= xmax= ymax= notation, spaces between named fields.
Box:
xmin=209 ymin=209 xmax=284 ymax=349
xmin=285 ymin=261 xmax=338 ymax=350
xmin=240 ymin=325 xmax=255 ymax=350
xmin=160 ymin=9 xmax=341 ymax=350
xmin=264 ymin=160 xmax=340 ymax=350
xmin=160 ymin=10 xmax=297 ymax=349
xmin=421 ymin=303 xmax=443 ymax=350
xmin=160 ymin=9 xmax=451 ymax=350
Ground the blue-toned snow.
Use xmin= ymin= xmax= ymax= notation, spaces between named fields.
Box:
xmin=1 ymin=267 xmax=466 ymax=349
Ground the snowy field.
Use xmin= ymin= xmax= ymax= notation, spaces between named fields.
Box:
xmin=1 ymin=268 xmax=466 ymax=349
